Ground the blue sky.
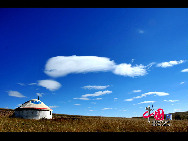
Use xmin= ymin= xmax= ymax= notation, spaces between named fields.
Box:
xmin=0 ymin=8 xmax=188 ymax=117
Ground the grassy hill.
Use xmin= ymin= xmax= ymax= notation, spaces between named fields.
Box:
xmin=0 ymin=108 xmax=187 ymax=132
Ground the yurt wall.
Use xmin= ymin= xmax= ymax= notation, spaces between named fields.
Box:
xmin=14 ymin=110 xmax=52 ymax=119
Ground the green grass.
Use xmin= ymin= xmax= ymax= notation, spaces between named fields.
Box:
xmin=0 ymin=109 xmax=187 ymax=132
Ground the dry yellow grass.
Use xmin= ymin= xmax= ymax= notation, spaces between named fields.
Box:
xmin=0 ymin=109 xmax=187 ymax=132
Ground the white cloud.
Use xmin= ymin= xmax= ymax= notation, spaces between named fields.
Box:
xmin=73 ymin=97 xmax=90 ymax=100
xmin=44 ymin=56 xmax=115 ymax=77
xmin=102 ymin=108 xmax=112 ymax=110
xmin=74 ymin=104 xmax=81 ymax=106
xmin=124 ymin=98 xmax=133 ymax=101
xmin=8 ymin=90 xmax=26 ymax=98
xmin=113 ymin=63 xmax=147 ymax=77
xmin=141 ymin=92 xmax=169 ymax=97
xmin=133 ymin=90 xmax=142 ymax=93
xmin=36 ymin=93 xmax=44 ymax=97
xmin=38 ymin=80 xmax=61 ymax=91
xmin=181 ymin=68 xmax=188 ymax=72
xmin=49 ymin=105 xmax=59 ymax=108
xmin=125 ymin=91 xmax=169 ymax=101
xmin=17 ymin=83 xmax=25 ymax=86
xmin=82 ymin=85 xmax=110 ymax=90
xmin=44 ymin=55 xmax=149 ymax=78
xmin=164 ymin=100 xmax=179 ymax=102
xmin=138 ymin=101 xmax=155 ymax=104
xmin=82 ymin=90 xmax=112 ymax=98
xmin=156 ymin=60 xmax=185 ymax=68
xmin=180 ymin=82 xmax=185 ymax=85
xmin=73 ymin=90 xmax=112 ymax=101
xmin=28 ymin=83 xmax=37 ymax=85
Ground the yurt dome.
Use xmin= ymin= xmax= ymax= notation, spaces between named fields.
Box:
xmin=14 ymin=98 xmax=52 ymax=119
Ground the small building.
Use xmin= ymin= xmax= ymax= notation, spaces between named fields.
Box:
xmin=14 ymin=98 xmax=52 ymax=119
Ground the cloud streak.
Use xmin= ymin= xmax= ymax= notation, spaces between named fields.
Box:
xmin=82 ymin=90 xmax=112 ymax=98
xmin=102 ymin=108 xmax=112 ymax=110
xmin=82 ymin=85 xmax=110 ymax=90
xmin=164 ymin=100 xmax=179 ymax=102
xmin=8 ymin=90 xmax=26 ymax=98
xmin=73 ymin=97 xmax=90 ymax=100
xmin=156 ymin=60 xmax=185 ymax=68
xmin=138 ymin=101 xmax=155 ymax=104
xmin=133 ymin=90 xmax=142 ymax=93
xmin=73 ymin=90 xmax=112 ymax=100
xmin=125 ymin=91 xmax=169 ymax=101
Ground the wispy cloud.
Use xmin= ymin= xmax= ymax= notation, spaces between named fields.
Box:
xmin=181 ymin=68 xmax=188 ymax=72
xmin=38 ymin=79 xmax=61 ymax=91
xmin=180 ymin=82 xmax=185 ymax=85
xmin=36 ymin=93 xmax=44 ymax=97
xmin=82 ymin=85 xmax=110 ymax=90
xmin=133 ymin=90 xmax=142 ymax=93
xmin=102 ymin=108 xmax=112 ymax=110
xmin=156 ymin=60 xmax=185 ymax=68
xmin=73 ymin=90 xmax=112 ymax=101
xmin=7 ymin=90 xmax=26 ymax=98
xmin=49 ymin=105 xmax=59 ymax=108
xmin=82 ymin=90 xmax=112 ymax=98
xmin=164 ymin=100 xmax=179 ymax=102
xmin=124 ymin=98 xmax=133 ymax=101
xmin=74 ymin=104 xmax=81 ymax=106
xmin=136 ymin=92 xmax=169 ymax=98
xmin=28 ymin=83 xmax=37 ymax=85
xmin=146 ymin=62 xmax=156 ymax=69
xmin=73 ymin=97 xmax=90 ymax=100
xmin=125 ymin=91 xmax=169 ymax=102
xmin=138 ymin=101 xmax=155 ymax=104
xmin=94 ymin=98 xmax=102 ymax=100
xmin=17 ymin=83 xmax=25 ymax=86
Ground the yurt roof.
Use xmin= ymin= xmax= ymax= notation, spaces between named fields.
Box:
xmin=16 ymin=99 xmax=52 ymax=111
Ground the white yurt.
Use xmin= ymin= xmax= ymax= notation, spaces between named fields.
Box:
xmin=14 ymin=97 xmax=52 ymax=119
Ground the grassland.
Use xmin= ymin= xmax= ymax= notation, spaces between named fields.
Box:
xmin=0 ymin=108 xmax=187 ymax=132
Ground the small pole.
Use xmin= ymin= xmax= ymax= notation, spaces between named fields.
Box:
xmin=148 ymin=106 xmax=150 ymax=123
xmin=38 ymin=96 xmax=39 ymax=100
xmin=146 ymin=105 xmax=154 ymax=123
